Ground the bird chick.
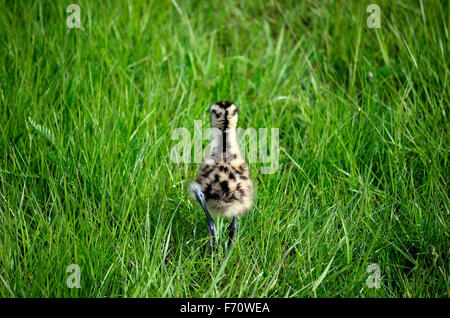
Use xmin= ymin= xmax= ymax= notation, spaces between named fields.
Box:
xmin=190 ymin=101 xmax=254 ymax=248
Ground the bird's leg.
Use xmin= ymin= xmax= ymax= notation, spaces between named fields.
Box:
xmin=193 ymin=188 xmax=218 ymax=247
xmin=227 ymin=216 xmax=237 ymax=250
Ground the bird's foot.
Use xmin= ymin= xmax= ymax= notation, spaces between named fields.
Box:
xmin=207 ymin=223 xmax=219 ymax=248
xmin=225 ymin=216 xmax=237 ymax=251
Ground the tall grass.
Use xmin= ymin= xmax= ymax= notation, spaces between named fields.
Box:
xmin=0 ymin=0 xmax=448 ymax=297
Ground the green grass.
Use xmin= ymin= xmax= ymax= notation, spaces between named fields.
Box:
xmin=0 ymin=0 xmax=448 ymax=297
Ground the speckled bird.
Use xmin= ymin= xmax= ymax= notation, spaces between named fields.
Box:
xmin=190 ymin=101 xmax=254 ymax=249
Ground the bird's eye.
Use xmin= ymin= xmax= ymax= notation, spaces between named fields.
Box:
xmin=211 ymin=109 xmax=221 ymax=117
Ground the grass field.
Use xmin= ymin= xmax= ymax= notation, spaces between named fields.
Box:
xmin=0 ymin=0 xmax=448 ymax=297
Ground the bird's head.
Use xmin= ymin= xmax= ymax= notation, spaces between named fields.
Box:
xmin=209 ymin=101 xmax=238 ymax=130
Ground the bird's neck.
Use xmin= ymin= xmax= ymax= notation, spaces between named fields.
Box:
xmin=211 ymin=127 xmax=239 ymax=159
